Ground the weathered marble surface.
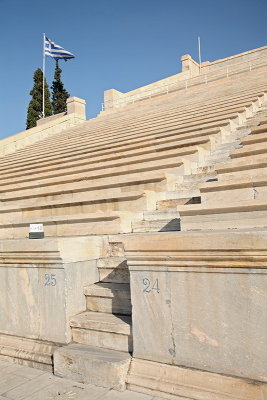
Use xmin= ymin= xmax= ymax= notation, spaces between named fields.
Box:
xmin=54 ymin=344 xmax=132 ymax=391
xmin=0 ymin=260 xmax=97 ymax=343
xmin=130 ymin=268 xmax=267 ymax=382
xmin=124 ymin=231 xmax=267 ymax=383
xmin=0 ymin=237 xmax=105 ymax=343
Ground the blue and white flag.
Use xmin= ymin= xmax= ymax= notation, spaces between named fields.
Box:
xmin=45 ymin=37 xmax=75 ymax=61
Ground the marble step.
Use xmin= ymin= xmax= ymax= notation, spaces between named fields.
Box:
xmin=7 ymin=105 xmax=236 ymax=156
xmin=173 ymin=184 xmax=201 ymax=198
xmin=97 ymin=257 xmax=129 ymax=284
xmin=1 ymin=92 xmax=263 ymax=166
xmin=230 ymin=142 xmax=267 ymax=159
xmin=0 ymin=140 xmax=203 ymax=188
xmin=157 ymin=196 xmax=201 ymax=210
xmin=0 ymin=153 xmax=188 ymax=193
xmin=181 ymin=170 xmax=217 ymax=183
xmin=195 ymin=134 xmax=248 ymax=168
xmin=0 ymin=191 xmax=147 ymax=220
xmin=0 ymin=212 xmax=134 ymax=239
xmin=216 ymin=153 xmax=267 ymax=179
xmin=199 ymin=174 xmax=267 ymax=204
xmin=179 ymin=199 xmax=267 ymax=231
xmin=250 ymin=122 xmax=267 ymax=134
xmin=132 ymin=218 xmax=180 ymax=233
xmin=143 ymin=209 xmax=181 ymax=221
xmin=70 ymin=311 xmax=132 ymax=352
xmin=84 ymin=282 xmax=131 ymax=315
xmin=241 ymin=131 xmax=267 ymax=146
xmin=0 ymin=172 xmax=167 ymax=205
xmin=225 ymin=127 xmax=251 ymax=138
xmin=190 ymin=164 xmax=218 ymax=175
xmin=54 ymin=343 xmax=131 ymax=391
xmin=132 ymin=210 xmax=180 ymax=233
xmin=210 ymin=141 xmax=241 ymax=154
xmin=0 ymin=103 xmax=251 ymax=169
xmin=203 ymin=154 xmax=231 ymax=164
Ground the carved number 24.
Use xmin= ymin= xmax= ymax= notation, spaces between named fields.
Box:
xmin=143 ymin=278 xmax=160 ymax=294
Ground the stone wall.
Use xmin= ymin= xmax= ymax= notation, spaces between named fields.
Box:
xmin=201 ymin=45 xmax=267 ymax=73
xmin=0 ymin=97 xmax=86 ymax=157
xmin=103 ymin=45 xmax=267 ymax=110
xmin=124 ymin=231 xmax=267 ymax=383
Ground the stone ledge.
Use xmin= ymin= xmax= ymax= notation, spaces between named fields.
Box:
xmin=123 ymin=230 xmax=267 ymax=269
xmin=0 ymin=236 xmax=108 ymax=264
xmin=127 ymin=358 xmax=267 ymax=400
xmin=0 ymin=334 xmax=60 ymax=372
xmin=199 ymin=175 xmax=267 ymax=192
xmin=178 ymin=199 xmax=267 ymax=215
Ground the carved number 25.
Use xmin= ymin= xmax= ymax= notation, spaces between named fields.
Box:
xmin=44 ymin=274 xmax=57 ymax=286
xmin=143 ymin=278 xmax=160 ymax=294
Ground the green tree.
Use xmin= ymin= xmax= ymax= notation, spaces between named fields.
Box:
xmin=26 ymin=68 xmax=52 ymax=129
xmin=51 ymin=60 xmax=70 ymax=114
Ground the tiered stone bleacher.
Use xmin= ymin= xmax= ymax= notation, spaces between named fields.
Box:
xmin=178 ymin=107 xmax=267 ymax=230
xmin=0 ymin=81 xmax=266 ymax=238
xmin=1 ymin=52 xmax=267 ymax=396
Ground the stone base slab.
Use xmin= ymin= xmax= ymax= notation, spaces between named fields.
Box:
xmin=54 ymin=343 xmax=131 ymax=391
xmin=127 ymin=358 xmax=267 ymax=400
xmin=0 ymin=333 xmax=60 ymax=372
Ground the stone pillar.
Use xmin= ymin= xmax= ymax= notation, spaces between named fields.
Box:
xmin=67 ymin=97 xmax=86 ymax=119
xmin=181 ymin=54 xmax=200 ymax=77
xmin=104 ymin=89 xmax=124 ymax=110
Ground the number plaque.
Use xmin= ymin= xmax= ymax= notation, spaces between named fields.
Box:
xmin=29 ymin=224 xmax=44 ymax=239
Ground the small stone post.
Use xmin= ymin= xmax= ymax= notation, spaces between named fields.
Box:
xmin=67 ymin=97 xmax=86 ymax=120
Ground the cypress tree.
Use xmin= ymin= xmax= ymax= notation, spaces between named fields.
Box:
xmin=26 ymin=68 xmax=52 ymax=129
xmin=51 ymin=60 xmax=70 ymax=114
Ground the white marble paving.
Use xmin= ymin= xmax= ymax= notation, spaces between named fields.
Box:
xmin=0 ymin=362 xmax=166 ymax=400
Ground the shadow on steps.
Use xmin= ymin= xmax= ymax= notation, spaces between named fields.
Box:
xmin=159 ymin=218 xmax=180 ymax=231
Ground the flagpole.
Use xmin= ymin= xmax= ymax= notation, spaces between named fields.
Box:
xmin=198 ymin=36 xmax=202 ymax=74
xmin=42 ymin=33 xmax=45 ymax=118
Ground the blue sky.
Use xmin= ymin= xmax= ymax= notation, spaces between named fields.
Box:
xmin=0 ymin=0 xmax=266 ymax=139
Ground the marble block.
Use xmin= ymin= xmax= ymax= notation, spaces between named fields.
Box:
xmin=124 ymin=231 xmax=267 ymax=383
xmin=0 ymin=236 xmax=106 ymax=344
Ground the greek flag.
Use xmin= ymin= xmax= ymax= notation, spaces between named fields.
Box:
xmin=45 ymin=37 xmax=75 ymax=61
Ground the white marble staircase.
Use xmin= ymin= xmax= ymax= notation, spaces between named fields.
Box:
xmin=54 ymin=252 xmax=132 ymax=391
xmin=131 ymin=105 xmax=267 ymax=233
